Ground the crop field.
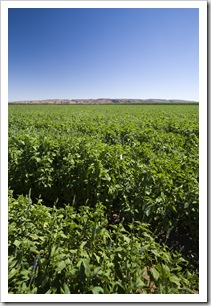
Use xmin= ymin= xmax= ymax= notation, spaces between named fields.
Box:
xmin=8 ymin=104 xmax=199 ymax=294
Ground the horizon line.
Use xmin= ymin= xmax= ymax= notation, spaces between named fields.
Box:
xmin=8 ymin=98 xmax=199 ymax=103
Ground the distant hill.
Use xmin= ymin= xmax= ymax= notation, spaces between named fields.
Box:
xmin=8 ymin=98 xmax=198 ymax=105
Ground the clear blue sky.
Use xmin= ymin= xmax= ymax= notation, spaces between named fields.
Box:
xmin=8 ymin=8 xmax=199 ymax=101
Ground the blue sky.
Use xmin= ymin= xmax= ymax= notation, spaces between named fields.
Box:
xmin=8 ymin=8 xmax=199 ymax=101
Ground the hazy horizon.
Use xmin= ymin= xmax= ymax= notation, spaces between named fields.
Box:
xmin=8 ymin=97 xmax=199 ymax=103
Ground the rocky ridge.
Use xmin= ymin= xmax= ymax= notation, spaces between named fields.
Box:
xmin=9 ymin=98 xmax=198 ymax=105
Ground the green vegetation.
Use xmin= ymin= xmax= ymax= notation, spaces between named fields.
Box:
xmin=8 ymin=104 xmax=199 ymax=294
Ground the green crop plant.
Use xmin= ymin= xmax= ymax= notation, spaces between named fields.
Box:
xmin=8 ymin=104 xmax=199 ymax=293
xmin=8 ymin=192 xmax=198 ymax=294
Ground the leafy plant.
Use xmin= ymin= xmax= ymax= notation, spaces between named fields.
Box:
xmin=8 ymin=104 xmax=199 ymax=293
xmin=8 ymin=192 xmax=198 ymax=294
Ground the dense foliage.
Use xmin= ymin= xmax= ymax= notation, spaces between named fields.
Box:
xmin=8 ymin=104 xmax=199 ymax=294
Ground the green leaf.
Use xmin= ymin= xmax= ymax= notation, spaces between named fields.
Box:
xmin=91 ymin=267 xmax=102 ymax=278
xmin=29 ymin=233 xmax=39 ymax=240
xmin=150 ymin=267 xmax=160 ymax=281
xmin=63 ymin=282 xmax=71 ymax=294
xmin=30 ymin=246 xmax=38 ymax=254
xmin=56 ymin=260 xmax=66 ymax=273
xmin=136 ymin=279 xmax=145 ymax=287
xmin=82 ymin=259 xmax=90 ymax=277
xmin=20 ymin=269 xmax=30 ymax=276
xmin=94 ymin=253 xmax=101 ymax=264
xmin=8 ymin=257 xmax=18 ymax=269
xmin=13 ymin=240 xmax=21 ymax=248
xmin=50 ymin=245 xmax=56 ymax=257
xmin=145 ymin=208 xmax=150 ymax=217
xmin=184 ymin=203 xmax=189 ymax=209
xmin=91 ymin=286 xmax=104 ymax=294
xmin=169 ymin=275 xmax=181 ymax=287
xmin=123 ymin=236 xmax=130 ymax=244
xmin=79 ymin=241 xmax=87 ymax=250
xmin=8 ymin=268 xmax=18 ymax=279
xmin=151 ymin=249 xmax=159 ymax=257
xmin=115 ymin=247 xmax=123 ymax=252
